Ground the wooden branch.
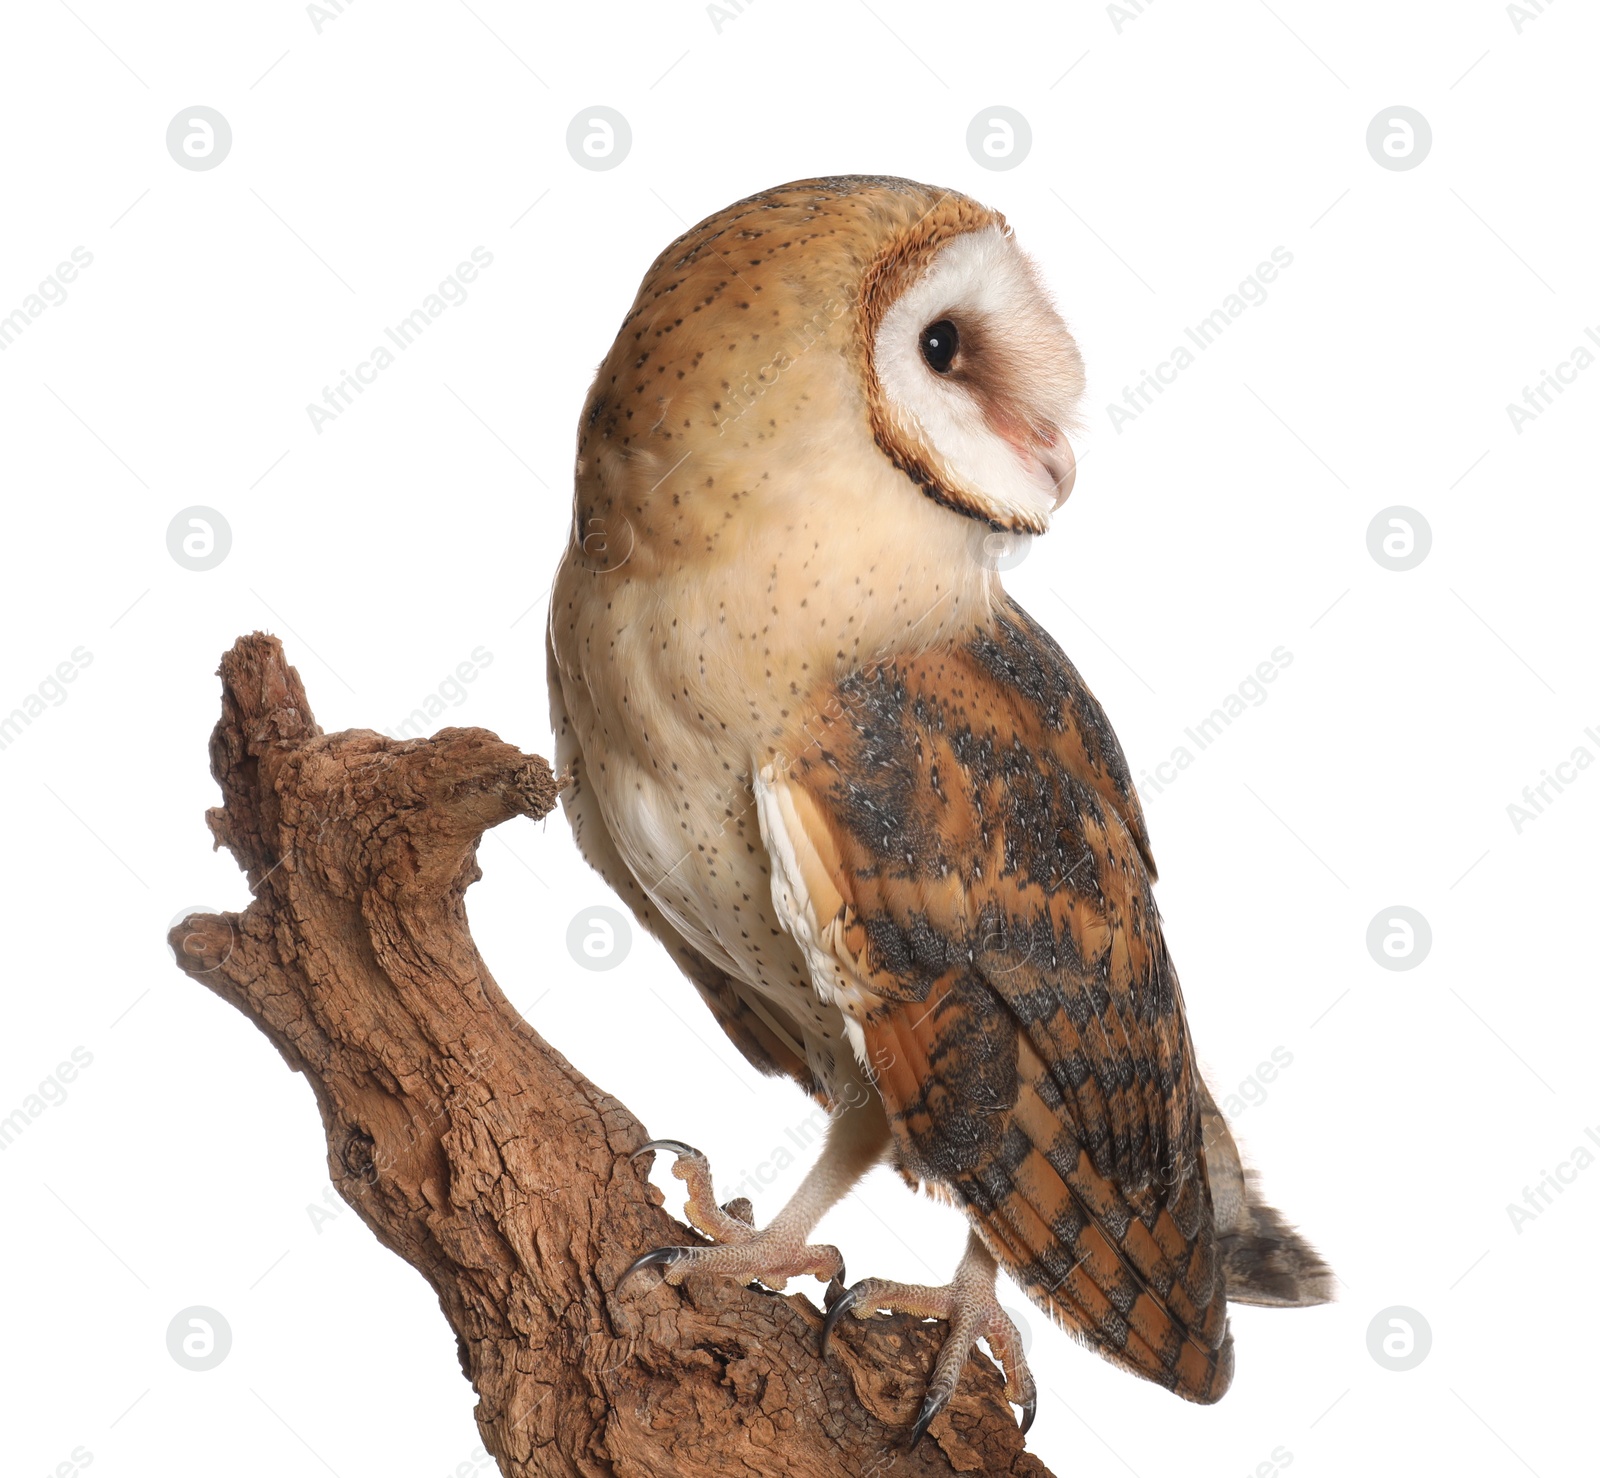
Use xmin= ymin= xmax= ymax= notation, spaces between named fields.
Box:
xmin=169 ymin=633 xmax=1053 ymax=1478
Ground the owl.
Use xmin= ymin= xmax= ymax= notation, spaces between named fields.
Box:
xmin=547 ymin=176 xmax=1331 ymax=1444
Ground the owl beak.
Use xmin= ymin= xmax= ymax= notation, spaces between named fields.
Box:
xmin=1040 ymin=437 xmax=1076 ymax=509
xmin=988 ymin=408 xmax=1077 ymax=516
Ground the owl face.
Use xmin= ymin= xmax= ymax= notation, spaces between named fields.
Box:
xmin=573 ymin=177 xmax=1087 ymax=570
xmin=864 ymin=222 xmax=1084 ymax=534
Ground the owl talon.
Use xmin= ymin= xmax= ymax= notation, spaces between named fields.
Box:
xmin=823 ymin=1232 xmax=1039 ymax=1447
xmin=621 ymin=1246 xmax=687 ymax=1287
xmin=820 ymin=1280 xmax=864 ymax=1353
xmin=632 ymin=1138 xmax=702 ymax=1162
xmin=625 ymin=1137 xmax=845 ymax=1292
xmin=908 ymin=1382 xmax=953 ymax=1449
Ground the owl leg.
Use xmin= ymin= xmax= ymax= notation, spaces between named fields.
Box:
xmin=623 ymin=1089 xmax=889 ymax=1293
xmin=823 ymin=1228 xmax=1036 ymax=1445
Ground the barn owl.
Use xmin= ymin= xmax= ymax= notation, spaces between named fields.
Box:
xmin=547 ymin=176 xmax=1331 ymax=1443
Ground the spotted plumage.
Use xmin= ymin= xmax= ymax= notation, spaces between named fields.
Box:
xmin=548 ymin=175 xmax=1330 ymax=1441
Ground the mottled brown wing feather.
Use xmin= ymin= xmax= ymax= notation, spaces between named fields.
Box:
xmin=779 ymin=599 xmax=1232 ymax=1401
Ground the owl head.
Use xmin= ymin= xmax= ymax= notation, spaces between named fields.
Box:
xmin=575 ymin=176 xmax=1085 ymax=562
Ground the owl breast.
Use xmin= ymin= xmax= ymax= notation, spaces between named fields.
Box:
xmin=547 ymin=437 xmax=1000 ymax=1098
xmin=549 ymin=571 xmax=855 ymax=1091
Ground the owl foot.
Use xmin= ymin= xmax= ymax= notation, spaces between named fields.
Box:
xmin=822 ymin=1230 xmax=1036 ymax=1446
xmin=623 ymin=1139 xmax=845 ymax=1293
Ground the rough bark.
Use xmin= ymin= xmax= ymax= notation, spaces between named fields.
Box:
xmin=168 ymin=633 xmax=1053 ymax=1478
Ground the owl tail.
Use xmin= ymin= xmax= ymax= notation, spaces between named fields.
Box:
xmin=1198 ymin=1080 xmax=1336 ymax=1308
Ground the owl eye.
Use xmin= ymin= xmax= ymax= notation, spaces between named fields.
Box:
xmin=920 ymin=319 xmax=958 ymax=373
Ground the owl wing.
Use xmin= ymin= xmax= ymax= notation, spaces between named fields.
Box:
xmin=755 ymin=600 xmax=1232 ymax=1401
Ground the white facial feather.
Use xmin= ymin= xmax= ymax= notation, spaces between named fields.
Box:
xmin=872 ymin=226 xmax=1085 ymax=530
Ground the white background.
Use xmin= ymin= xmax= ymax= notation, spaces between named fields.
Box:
xmin=3 ymin=2 xmax=1596 ymax=1475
